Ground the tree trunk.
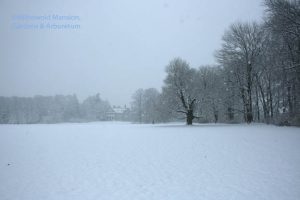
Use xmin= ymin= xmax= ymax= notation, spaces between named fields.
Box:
xmin=287 ymin=85 xmax=293 ymax=116
xmin=227 ymin=107 xmax=234 ymax=121
xmin=245 ymin=62 xmax=253 ymax=123
xmin=241 ymin=88 xmax=247 ymax=122
xmin=268 ymin=77 xmax=274 ymax=119
xmin=246 ymin=105 xmax=253 ymax=123
xmin=255 ymin=83 xmax=260 ymax=122
xmin=186 ymin=109 xmax=194 ymax=125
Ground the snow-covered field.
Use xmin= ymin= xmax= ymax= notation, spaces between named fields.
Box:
xmin=0 ymin=122 xmax=299 ymax=200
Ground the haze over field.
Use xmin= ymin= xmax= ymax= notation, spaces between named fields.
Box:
xmin=0 ymin=0 xmax=263 ymax=105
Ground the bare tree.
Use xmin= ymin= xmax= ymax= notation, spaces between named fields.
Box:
xmin=216 ymin=22 xmax=265 ymax=123
xmin=163 ymin=58 xmax=199 ymax=125
xmin=131 ymin=89 xmax=144 ymax=123
xmin=264 ymin=0 xmax=300 ymax=120
xmin=196 ymin=66 xmax=224 ymax=123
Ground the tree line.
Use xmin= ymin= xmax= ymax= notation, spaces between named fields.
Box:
xmin=0 ymin=94 xmax=111 ymax=124
xmin=130 ymin=0 xmax=300 ymax=126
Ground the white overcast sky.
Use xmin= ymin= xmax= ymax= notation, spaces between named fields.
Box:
xmin=0 ymin=0 xmax=263 ymax=106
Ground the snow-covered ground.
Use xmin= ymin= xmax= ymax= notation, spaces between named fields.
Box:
xmin=0 ymin=122 xmax=299 ymax=200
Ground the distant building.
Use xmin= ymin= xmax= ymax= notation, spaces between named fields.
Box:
xmin=106 ymin=105 xmax=130 ymax=121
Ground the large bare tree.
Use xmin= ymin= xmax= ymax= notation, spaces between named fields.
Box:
xmin=217 ymin=22 xmax=264 ymax=123
xmin=163 ymin=58 xmax=199 ymax=125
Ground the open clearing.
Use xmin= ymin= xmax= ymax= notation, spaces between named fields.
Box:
xmin=0 ymin=122 xmax=299 ymax=200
